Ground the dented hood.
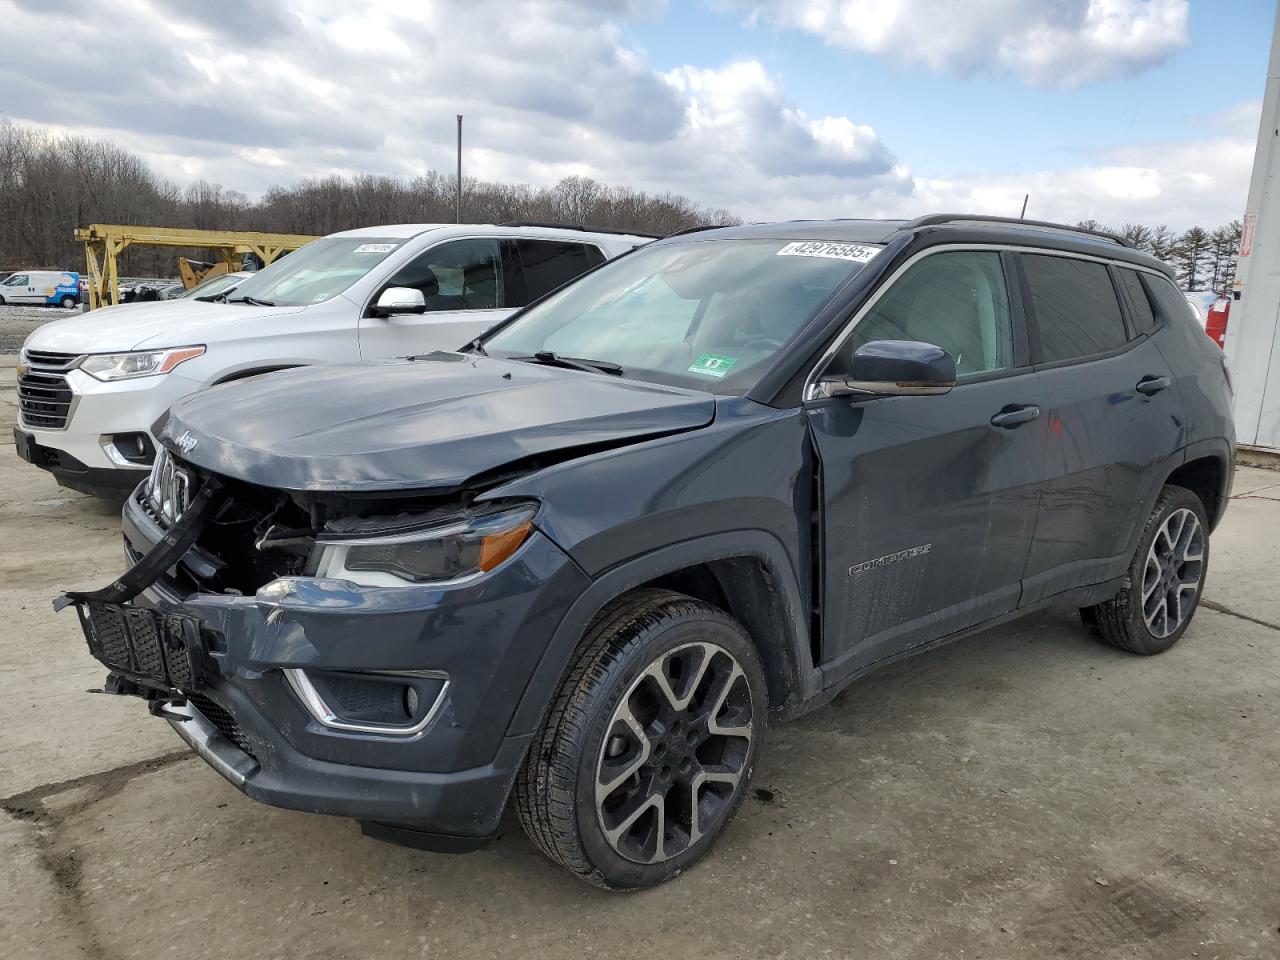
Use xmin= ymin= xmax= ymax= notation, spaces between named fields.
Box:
xmin=155 ymin=353 xmax=716 ymax=492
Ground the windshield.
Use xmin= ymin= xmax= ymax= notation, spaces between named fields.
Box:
xmin=227 ymin=237 xmax=403 ymax=306
xmin=483 ymin=238 xmax=880 ymax=392
xmin=178 ymin=272 xmax=247 ymax=300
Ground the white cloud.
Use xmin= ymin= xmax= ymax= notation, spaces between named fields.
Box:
xmin=735 ymin=0 xmax=1190 ymax=86
xmin=911 ymin=133 xmax=1255 ymax=228
xmin=0 ymin=0 xmax=1250 ymax=230
xmin=0 ymin=0 xmax=906 ymax=216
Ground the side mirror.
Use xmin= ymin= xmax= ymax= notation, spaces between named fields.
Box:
xmin=373 ymin=286 xmax=427 ymax=317
xmin=813 ymin=340 xmax=956 ymax=399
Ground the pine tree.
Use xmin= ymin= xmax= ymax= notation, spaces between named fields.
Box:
xmin=1172 ymin=227 xmax=1211 ymax=291
xmin=1211 ymin=220 xmax=1244 ymax=294
xmin=1148 ymin=224 xmax=1176 ymax=262
xmin=1121 ymin=223 xmax=1153 ymax=248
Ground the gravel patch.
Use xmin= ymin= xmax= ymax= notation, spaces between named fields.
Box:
xmin=0 ymin=303 xmax=77 ymax=353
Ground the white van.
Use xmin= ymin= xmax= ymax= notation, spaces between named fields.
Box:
xmin=15 ymin=223 xmax=653 ymax=496
xmin=0 ymin=270 xmax=81 ymax=307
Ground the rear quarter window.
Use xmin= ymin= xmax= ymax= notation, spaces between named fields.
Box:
xmin=1022 ymin=254 xmax=1128 ymax=363
xmin=1143 ymin=273 xmax=1201 ymax=329
xmin=516 ymin=240 xmax=597 ymax=303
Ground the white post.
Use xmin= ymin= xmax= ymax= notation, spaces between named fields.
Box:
xmin=1227 ymin=6 xmax=1280 ymax=450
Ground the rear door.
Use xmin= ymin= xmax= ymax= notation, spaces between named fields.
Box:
xmin=807 ymin=248 xmax=1047 ymax=674
xmin=358 ymin=238 xmax=513 ymax=358
xmin=511 ymin=239 xmax=605 ymax=306
xmin=1016 ymin=252 xmax=1184 ymax=603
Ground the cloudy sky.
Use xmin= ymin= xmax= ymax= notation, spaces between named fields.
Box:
xmin=1 ymin=0 xmax=1272 ymax=228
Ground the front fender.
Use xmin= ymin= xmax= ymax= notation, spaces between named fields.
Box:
xmin=504 ymin=529 xmax=820 ymax=737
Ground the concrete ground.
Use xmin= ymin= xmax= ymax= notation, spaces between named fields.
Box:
xmin=1 ymin=355 xmax=1277 ymax=960
xmin=0 ymin=303 xmax=76 ymax=354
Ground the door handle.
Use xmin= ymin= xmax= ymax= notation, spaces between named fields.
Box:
xmin=1135 ymin=375 xmax=1171 ymax=396
xmin=990 ymin=404 xmax=1041 ymax=429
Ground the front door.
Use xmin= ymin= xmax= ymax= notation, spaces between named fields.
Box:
xmin=807 ymin=249 xmax=1046 ymax=676
xmin=358 ymin=238 xmax=513 ymax=359
xmin=2 ymin=274 xmax=35 ymax=304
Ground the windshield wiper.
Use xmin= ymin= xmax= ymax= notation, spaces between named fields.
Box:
xmin=467 ymin=337 xmax=488 ymax=356
xmin=227 ymin=295 xmax=276 ymax=307
xmin=516 ymin=351 xmax=623 ymax=376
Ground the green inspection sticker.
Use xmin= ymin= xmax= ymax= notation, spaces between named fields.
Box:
xmin=688 ymin=353 xmax=737 ymax=378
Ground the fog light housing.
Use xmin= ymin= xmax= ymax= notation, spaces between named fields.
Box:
xmin=100 ymin=431 xmax=155 ymax=466
xmin=284 ymin=668 xmax=448 ymax=736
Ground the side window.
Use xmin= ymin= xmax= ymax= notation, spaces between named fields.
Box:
xmin=516 ymin=240 xmax=595 ymax=304
xmin=1022 ymin=254 xmax=1127 ymax=362
xmin=847 ymin=250 xmax=1013 ymax=378
xmin=1143 ymin=273 xmax=1201 ymax=329
xmin=1117 ymin=268 xmax=1157 ymax=337
xmin=384 ymin=239 xmax=502 ymax=312
xmin=6 ymin=274 xmax=28 ymax=286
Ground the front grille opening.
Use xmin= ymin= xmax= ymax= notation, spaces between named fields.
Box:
xmin=18 ymin=371 xmax=73 ymax=428
xmin=186 ymin=692 xmax=256 ymax=760
xmin=23 ymin=349 xmax=80 ymax=369
xmin=140 ymin=455 xmax=316 ymax=596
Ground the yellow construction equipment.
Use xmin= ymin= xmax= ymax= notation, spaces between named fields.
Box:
xmin=75 ymin=224 xmax=319 ymax=309
xmin=178 ymin=258 xmax=230 ymax=290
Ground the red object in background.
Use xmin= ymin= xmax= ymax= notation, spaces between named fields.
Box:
xmin=1205 ymin=298 xmax=1230 ymax=348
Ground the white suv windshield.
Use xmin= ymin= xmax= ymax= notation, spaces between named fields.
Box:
xmin=484 ymin=238 xmax=880 ymax=392
xmin=227 ymin=237 xmax=403 ymax=306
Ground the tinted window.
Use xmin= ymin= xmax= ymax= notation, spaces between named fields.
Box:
xmin=848 ymin=251 xmax=1013 ymax=378
xmin=1117 ymin=269 xmax=1157 ymax=336
xmin=386 ymin=238 xmax=502 ymax=311
xmin=5 ymin=274 xmax=28 ymax=286
xmin=516 ymin=240 xmax=595 ymax=303
xmin=1023 ymin=254 xmax=1127 ymax=362
xmin=1144 ymin=273 xmax=1201 ymax=329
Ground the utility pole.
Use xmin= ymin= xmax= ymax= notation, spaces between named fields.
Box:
xmin=456 ymin=114 xmax=463 ymax=224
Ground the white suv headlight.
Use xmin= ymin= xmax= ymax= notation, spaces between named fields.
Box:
xmin=80 ymin=346 xmax=205 ymax=381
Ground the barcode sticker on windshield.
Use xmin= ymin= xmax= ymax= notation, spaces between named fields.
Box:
xmin=354 ymin=243 xmax=397 ymax=254
xmin=776 ymin=241 xmax=879 ymax=263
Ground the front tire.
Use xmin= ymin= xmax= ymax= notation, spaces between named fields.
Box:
xmin=1080 ymin=485 xmax=1209 ymax=655
xmin=516 ymin=589 xmax=765 ymax=890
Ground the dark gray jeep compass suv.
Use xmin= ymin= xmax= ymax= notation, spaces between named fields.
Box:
xmin=61 ymin=215 xmax=1235 ymax=889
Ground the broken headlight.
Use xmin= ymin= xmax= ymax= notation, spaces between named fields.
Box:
xmin=311 ymin=504 xmax=537 ymax=587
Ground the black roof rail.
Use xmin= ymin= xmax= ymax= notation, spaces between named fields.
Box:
xmin=660 ymin=223 xmax=737 ymax=239
xmin=901 ymin=213 xmax=1133 ymax=248
xmin=499 ymin=221 xmax=662 ymax=239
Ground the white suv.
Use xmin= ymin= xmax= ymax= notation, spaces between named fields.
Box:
xmin=14 ymin=222 xmax=653 ymax=497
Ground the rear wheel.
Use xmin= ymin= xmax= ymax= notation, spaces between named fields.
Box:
xmin=515 ymin=589 xmax=765 ymax=890
xmin=1080 ymin=485 xmax=1209 ymax=655
xmin=59 ymin=295 xmax=77 ymax=309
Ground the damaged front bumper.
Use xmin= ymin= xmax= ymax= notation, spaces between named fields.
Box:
xmin=59 ymin=482 xmax=591 ymax=851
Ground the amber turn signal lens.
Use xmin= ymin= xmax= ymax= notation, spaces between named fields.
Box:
xmin=478 ymin=520 xmax=534 ymax=572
